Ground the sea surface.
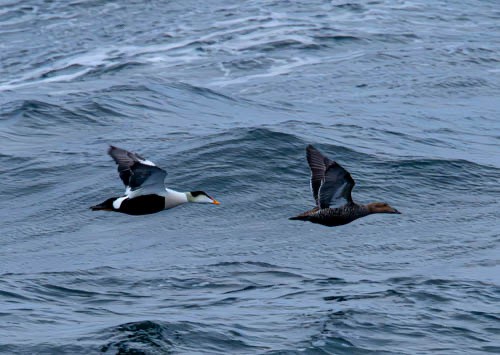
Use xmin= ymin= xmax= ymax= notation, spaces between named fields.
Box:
xmin=1 ymin=0 xmax=499 ymax=354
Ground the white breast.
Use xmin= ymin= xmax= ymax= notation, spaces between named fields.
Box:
xmin=163 ymin=189 xmax=188 ymax=210
xmin=113 ymin=196 xmax=128 ymax=209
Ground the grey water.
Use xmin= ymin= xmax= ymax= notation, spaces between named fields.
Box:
xmin=1 ymin=0 xmax=499 ymax=353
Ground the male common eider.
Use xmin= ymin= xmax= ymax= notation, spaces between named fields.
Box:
xmin=289 ymin=145 xmax=400 ymax=227
xmin=91 ymin=146 xmax=219 ymax=215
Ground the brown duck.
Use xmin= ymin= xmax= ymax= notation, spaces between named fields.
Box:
xmin=289 ymin=145 xmax=401 ymax=227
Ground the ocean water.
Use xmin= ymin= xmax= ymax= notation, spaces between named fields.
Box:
xmin=1 ymin=0 xmax=499 ymax=353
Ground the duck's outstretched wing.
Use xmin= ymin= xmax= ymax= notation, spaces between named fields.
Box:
xmin=306 ymin=145 xmax=355 ymax=209
xmin=108 ymin=145 xmax=167 ymax=196
xmin=306 ymin=144 xmax=332 ymax=205
xmin=318 ymin=160 xmax=355 ymax=209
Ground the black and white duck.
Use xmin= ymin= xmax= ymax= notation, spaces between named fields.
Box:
xmin=91 ymin=146 xmax=219 ymax=215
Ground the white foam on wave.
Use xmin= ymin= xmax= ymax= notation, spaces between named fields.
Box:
xmin=0 ymin=10 xmax=328 ymax=92
xmin=224 ymin=32 xmax=316 ymax=51
xmin=209 ymin=51 xmax=365 ymax=88
xmin=211 ymin=15 xmax=276 ymax=28
xmin=0 ymin=50 xmax=109 ymax=92
xmin=209 ymin=56 xmax=321 ymax=87
xmin=0 ymin=41 xmax=203 ymax=92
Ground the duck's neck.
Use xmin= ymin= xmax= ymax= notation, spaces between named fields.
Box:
xmin=164 ymin=188 xmax=189 ymax=209
xmin=363 ymin=203 xmax=377 ymax=215
xmin=353 ymin=203 xmax=371 ymax=217
xmin=337 ymin=202 xmax=370 ymax=220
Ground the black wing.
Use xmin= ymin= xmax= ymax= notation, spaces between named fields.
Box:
xmin=317 ymin=161 xmax=355 ymax=209
xmin=108 ymin=146 xmax=167 ymax=194
xmin=306 ymin=145 xmax=332 ymax=205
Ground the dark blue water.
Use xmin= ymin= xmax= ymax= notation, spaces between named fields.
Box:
xmin=1 ymin=0 xmax=499 ymax=353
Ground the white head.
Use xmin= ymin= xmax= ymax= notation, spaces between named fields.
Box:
xmin=187 ymin=191 xmax=220 ymax=205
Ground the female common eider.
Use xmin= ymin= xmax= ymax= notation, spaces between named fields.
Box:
xmin=91 ymin=146 xmax=219 ymax=215
xmin=289 ymin=145 xmax=400 ymax=227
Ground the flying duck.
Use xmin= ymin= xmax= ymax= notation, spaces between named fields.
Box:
xmin=91 ymin=146 xmax=219 ymax=215
xmin=289 ymin=145 xmax=400 ymax=227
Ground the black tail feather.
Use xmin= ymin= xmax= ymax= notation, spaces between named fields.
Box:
xmin=90 ymin=204 xmax=108 ymax=211
xmin=90 ymin=197 xmax=116 ymax=211
xmin=289 ymin=215 xmax=309 ymax=221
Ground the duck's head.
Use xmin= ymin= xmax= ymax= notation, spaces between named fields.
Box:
xmin=187 ymin=191 xmax=220 ymax=205
xmin=367 ymin=202 xmax=401 ymax=214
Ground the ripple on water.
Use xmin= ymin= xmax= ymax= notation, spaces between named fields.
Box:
xmin=99 ymin=320 xmax=265 ymax=354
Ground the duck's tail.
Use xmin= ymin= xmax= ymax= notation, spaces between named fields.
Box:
xmin=90 ymin=197 xmax=116 ymax=211
xmin=90 ymin=204 xmax=110 ymax=211
xmin=289 ymin=212 xmax=312 ymax=221
xmin=289 ymin=215 xmax=309 ymax=221
xmin=289 ymin=208 xmax=318 ymax=221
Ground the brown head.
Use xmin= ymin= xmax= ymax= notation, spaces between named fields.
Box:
xmin=366 ymin=202 xmax=401 ymax=214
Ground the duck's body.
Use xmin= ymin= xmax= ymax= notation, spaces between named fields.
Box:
xmin=94 ymin=195 xmax=165 ymax=215
xmin=289 ymin=145 xmax=400 ymax=227
xmin=290 ymin=203 xmax=369 ymax=227
xmin=91 ymin=146 xmax=219 ymax=215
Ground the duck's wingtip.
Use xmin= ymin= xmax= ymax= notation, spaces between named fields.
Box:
xmin=107 ymin=145 xmax=124 ymax=156
xmin=306 ymin=144 xmax=322 ymax=155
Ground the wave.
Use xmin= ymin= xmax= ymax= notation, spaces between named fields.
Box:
xmin=2 ymin=271 xmax=498 ymax=353
xmin=172 ymin=126 xmax=499 ymax=194
xmin=0 ymin=99 xmax=118 ymax=130
xmin=300 ymin=276 xmax=500 ymax=353
xmin=100 ymin=320 xmax=264 ymax=354
xmin=0 ymin=2 xmax=409 ymax=92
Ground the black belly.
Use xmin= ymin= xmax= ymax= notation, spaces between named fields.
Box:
xmin=310 ymin=216 xmax=354 ymax=227
xmin=309 ymin=209 xmax=358 ymax=227
xmin=118 ymin=195 xmax=165 ymax=215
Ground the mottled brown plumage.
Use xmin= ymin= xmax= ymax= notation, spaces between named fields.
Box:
xmin=289 ymin=145 xmax=401 ymax=227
